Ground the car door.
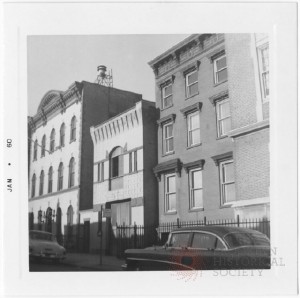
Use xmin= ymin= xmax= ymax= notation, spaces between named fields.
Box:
xmin=187 ymin=232 xmax=228 ymax=270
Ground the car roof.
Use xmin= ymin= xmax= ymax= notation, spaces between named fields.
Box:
xmin=171 ymin=225 xmax=264 ymax=238
xmin=29 ymin=230 xmax=53 ymax=236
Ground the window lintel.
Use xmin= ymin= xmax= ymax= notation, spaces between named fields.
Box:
xmin=209 ymin=90 xmax=229 ymax=105
xmin=157 ymin=114 xmax=176 ymax=127
xmin=180 ymin=102 xmax=203 ymax=118
xmin=183 ymin=159 xmax=205 ymax=173
xmin=211 ymin=151 xmax=233 ymax=166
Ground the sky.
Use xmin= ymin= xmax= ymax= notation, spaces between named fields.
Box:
xmin=27 ymin=34 xmax=189 ymax=116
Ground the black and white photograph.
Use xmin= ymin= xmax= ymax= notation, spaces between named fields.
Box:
xmin=1 ymin=2 xmax=298 ymax=297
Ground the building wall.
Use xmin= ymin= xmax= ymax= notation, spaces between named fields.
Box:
xmin=29 ymin=99 xmax=82 ymax=231
xmin=151 ymin=34 xmax=234 ymax=223
xmin=79 ymin=82 xmax=142 ymax=211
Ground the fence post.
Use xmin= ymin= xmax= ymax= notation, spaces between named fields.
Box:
xmin=133 ymin=223 xmax=137 ymax=248
xmin=177 ymin=218 xmax=180 ymax=228
xmin=204 ymin=216 xmax=206 ymax=226
xmin=237 ymin=214 xmax=240 ymax=227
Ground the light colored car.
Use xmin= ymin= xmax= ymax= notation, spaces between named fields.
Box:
xmin=29 ymin=230 xmax=66 ymax=263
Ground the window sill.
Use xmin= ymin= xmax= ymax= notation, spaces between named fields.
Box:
xmin=162 ymin=151 xmax=175 ymax=157
xmin=216 ymin=135 xmax=228 ymax=140
xmin=161 ymin=104 xmax=173 ymax=112
xmin=220 ymin=203 xmax=233 ymax=209
xmin=189 ymin=207 xmax=204 ymax=212
xmin=213 ymin=80 xmax=227 ymax=87
xmin=70 ymin=139 xmax=76 ymax=144
xmin=185 ymin=92 xmax=199 ymax=101
xmin=164 ymin=211 xmax=177 ymax=215
xmin=187 ymin=143 xmax=202 ymax=150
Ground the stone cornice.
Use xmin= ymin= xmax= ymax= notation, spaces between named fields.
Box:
xmin=180 ymin=102 xmax=203 ymax=117
xmin=211 ymin=151 xmax=233 ymax=166
xmin=157 ymin=114 xmax=176 ymax=127
xmin=209 ymin=89 xmax=229 ymax=105
xmin=153 ymin=158 xmax=182 ymax=181
xmin=182 ymin=159 xmax=205 ymax=173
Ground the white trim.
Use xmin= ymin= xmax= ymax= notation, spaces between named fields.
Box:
xmin=231 ymin=197 xmax=270 ymax=208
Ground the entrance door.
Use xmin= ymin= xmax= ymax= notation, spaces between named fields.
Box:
xmin=83 ymin=220 xmax=90 ymax=253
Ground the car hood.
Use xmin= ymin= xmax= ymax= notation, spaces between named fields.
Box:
xmin=29 ymin=239 xmax=65 ymax=251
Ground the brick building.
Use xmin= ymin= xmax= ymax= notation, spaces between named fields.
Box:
xmin=28 ymin=74 xmax=141 ymax=252
xmin=90 ymin=100 xmax=158 ymax=254
xmin=148 ymin=34 xmax=269 ymax=226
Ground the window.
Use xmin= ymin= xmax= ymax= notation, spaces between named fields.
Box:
xmin=214 ymin=54 xmax=227 ymax=84
xmin=129 ymin=151 xmax=137 ymax=173
xmin=216 ymin=98 xmax=231 ymax=137
xmin=189 ymin=168 xmax=203 ymax=209
xmin=60 ymin=123 xmax=65 ymax=147
xmin=169 ymin=232 xmax=190 ymax=248
xmin=68 ymin=158 xmax=75 ymax=188
xmin=31 ymin=174 xmax=36 ymax=198
xmin=186 ymin=70 xmax=198 ymax=97
xmin=191 ymin=233 xmax=226 ymax=250
xmin=110 ymin=147 xmax=123 ymax=178
xmin=97 ymin=162 xmax=104 ymax=182
xmin=48 ymin=167 xmax=53 ymax=193
xmin=219 ymin=159 xmax=235 ymax=204
xmin=33 ymin=140 xmax=38 ymax=160
xmin=39 ymin=170 xmax=44 ymax=196
xmin=162 ymin=83 xmax=173 ymax=109
xmin=258 ymin=44 xmax=269 ymax=100
xmin=163 ymin=122 xmax=174 ymax=154
xmin=70 ymin=116 xmax=76 ymax=141
xmin=57 ymin=162 xmax=64 ymax=191
xmin=41 ymin=135 xmax=46 ymax=157
xmin=187 ymin=112 xmax=200 ymax=146
xmin=165 ymin=174 xmax=176 ymax=212
xmin=50 ymin=129 xmax=55 ymax=153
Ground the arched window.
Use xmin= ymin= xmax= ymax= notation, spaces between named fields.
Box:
xmin=31 ymin=174 xmax=36 ymax=198
xmin=68 ymin=157 xmax=75 ymax=188
xmin=45 ymin=207 xmax=52 ymax=233
xmin=67 ymin=205 xmax=74 ymax=226
xmin=110 ymin=147 xmax=123 ymax=178
xmin=33 ymin=140 xmax=38 ymax=160
xmin=50 ymin=129 xmax=55 ymax=152
xmin=48 ymin=166 xmax=53 ymax=193
xmin=60 ymin=123 xmax=65 ymax=147
xmin=41 ymin=135 xmax=46 ymax=157
xmin=39 ymin=170 xmax=44 ymax=196
xmin=70 ymin=116 xmax=76 ymax=141
xmin=57 ymin=162 xmax=64 ymax=191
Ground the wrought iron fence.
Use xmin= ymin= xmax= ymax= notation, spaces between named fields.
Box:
xmin=116 ymin=216 xmax=270 ymax=256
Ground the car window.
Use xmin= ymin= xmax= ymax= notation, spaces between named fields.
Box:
xmin=30 ymin=232 xmax=54 ymax=242
xmin=169 ymin=232 xmax=190 ymax=248
xmin=224 ymin=232 xmax=270 ymax=248
xmin=191 ymin=233 xmax=226 ymax=250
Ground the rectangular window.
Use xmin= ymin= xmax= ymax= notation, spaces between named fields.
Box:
xmin=216 ymin=98 xmax=231 ymax=137
xmin=111 ymin=157 xmax=119 ymax=178
xmin=165 ymin=174 xmax=176 ymax=212
xmin=219 ymin=159 xmax=236 ymax=204
xmin=186 ymin=70 xmax=198 ymax=97
xmin=97 ymin=162 xmax=104 ymax=182
xmin=189 ymin=168 xmax=203 ymax=209
xmin=163 ymin=123 xmax=174 ymax=154
xmin=162 ymin=83 xmax=173 ymax=109
xmin=258 ymin=44 xmax=269 ymax=100
xmin=214 ymin=55 xmax=227 ymax=84
xmin=187 ymin=112 xmax=201 ymax=147
xmin=129 ymin=151 xmax=137 ymax=173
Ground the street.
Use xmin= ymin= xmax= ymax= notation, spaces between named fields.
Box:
xmin=29 ymin=260 xmax=100 ymax=272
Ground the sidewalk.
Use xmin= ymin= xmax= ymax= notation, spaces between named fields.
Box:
xmin=62 ymin=252 xmax=125 ymax=271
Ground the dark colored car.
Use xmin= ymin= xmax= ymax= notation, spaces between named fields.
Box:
xmin=123 ymin=226 xmax=270 ymax=271
xmin=29 ymin=230 xmax=66 ymax=263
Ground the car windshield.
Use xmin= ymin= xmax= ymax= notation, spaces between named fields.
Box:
xmin=224 ymin=232 xmax=270 ymax=248
xmin=30 ymin=231 xmax=55 ymax=242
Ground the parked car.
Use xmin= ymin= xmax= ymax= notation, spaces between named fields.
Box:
xmin=29 ymin=230 xmax=66 ymax=263
xmin=123 ymin=226 xmax=270 ymax=271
